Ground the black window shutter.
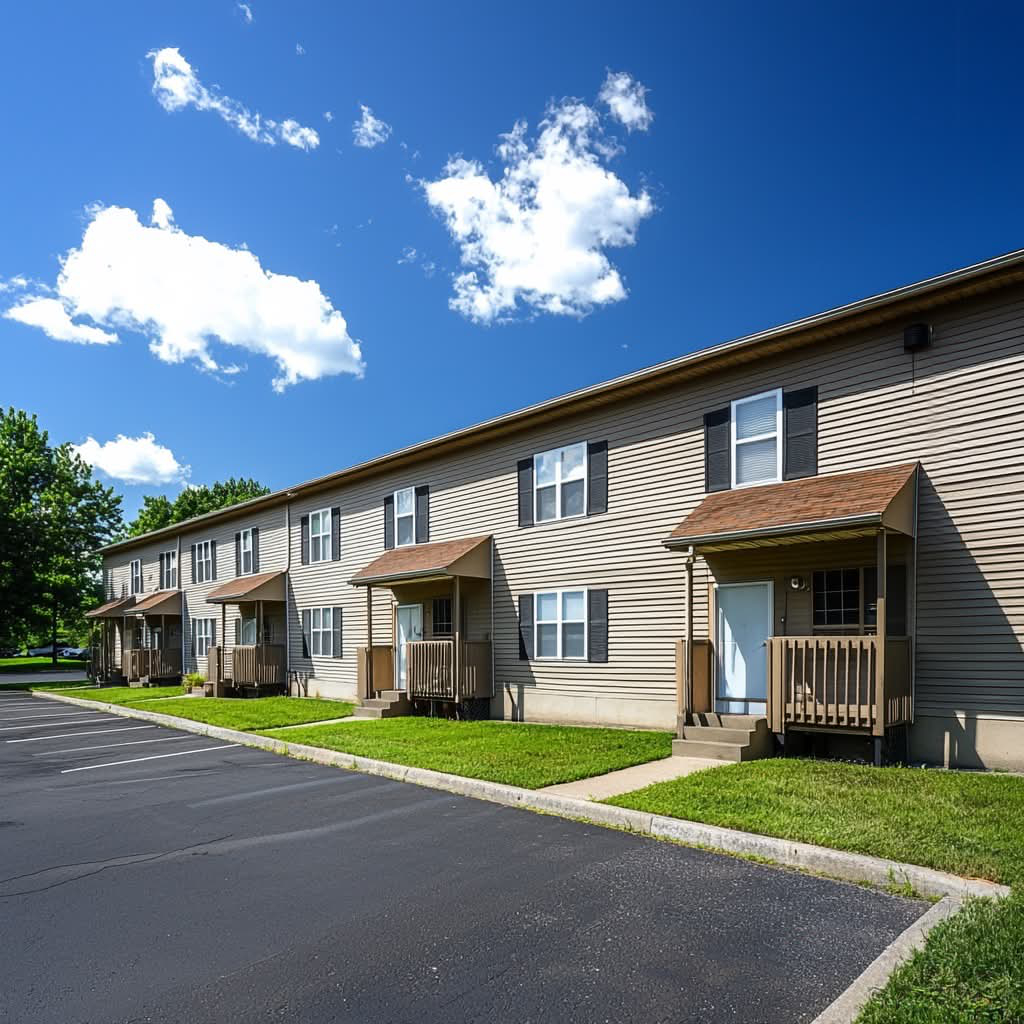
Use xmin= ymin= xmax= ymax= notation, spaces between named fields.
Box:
xmin=159 ymin=552 xmax=165 ymax=589
xmin=704 ymin=407 xmax=731 ymax=492
xmin=588 ymin=589 xmax=609 ymax=663
xmin=332 ymin=607 xmax=343 ymax=659
xmin=587 ymin=441 xmax=608 ymax=516
xmin=331 ymin=507 xmax=341 ymax=561
xmin=415 ymin=486 xmax=430 ymax=544
xmin=518 ymin=594 xmax=534 ymax=660
xmin=235 ymin=533 xmax=241 ymax=576
xmin=252 ymin=527 xmax=260 ymax=573
xmin=383 ymin=495 xmax=395 ymax=550
xmin=517 ymin=458 xmax=534 ymax=528
xmin=234 ymin=618 xmax=241 ymax=645
xmin=300 ymin=514 xmax=310 ymax=565
xmin=783 ymin=387 xmax=818 ymax=480
xmin=210 ymin=619 xmax=216 ymax=647
xmin=191 ymin=544 xmax=197 ymax=585
xmin=301 ymin=609 xmax=311 ymax=657
xmin=210 ymin=541 xmax=217 ymax=581
xmin=190 ymin=619 xmax=195 ymax=657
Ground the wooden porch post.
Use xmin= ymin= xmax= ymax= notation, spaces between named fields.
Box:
xmin=366 ymin=586 xmax=374 ymax=696
xmin=453 ymin=575 xmax=462 ymax=701
xmin=683 ymin=552 xmax=694 ymax=725
xmin=874 ymin=528 xmax=888 ymax=760
xmin=221 ymin=604 xmax=227 ymax=685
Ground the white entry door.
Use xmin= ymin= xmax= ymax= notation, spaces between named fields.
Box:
xmin=395 ymin=604 xmax=423 ymax=691
xmin=716 ymin=582 xmax=773 ymax=715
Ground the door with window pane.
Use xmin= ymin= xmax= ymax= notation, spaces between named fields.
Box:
xmin=395 ymin=604 xmax=423 ymax=690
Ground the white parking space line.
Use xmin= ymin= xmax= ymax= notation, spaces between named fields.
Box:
xmin=0 ymin=716 xmax=107 ymax=731
xmin=2 ymin=711 xmax=107 ymax=722
xmin=34 ymin=736 xmax=193 ymax=756
xmin=61 ymin=744 xmax=240 ymax=773
xmin=8 ymin=725 xmax=157 ymax=743
xmin=0 ymin=703 xmax=54 ymax=711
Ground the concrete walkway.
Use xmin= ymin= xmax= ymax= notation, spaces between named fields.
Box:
xmin=540 ymin=754 xmax=723 ymax=800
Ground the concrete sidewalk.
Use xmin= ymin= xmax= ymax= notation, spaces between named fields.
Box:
xmin=540 ymin=754 xmax=722 ymax=800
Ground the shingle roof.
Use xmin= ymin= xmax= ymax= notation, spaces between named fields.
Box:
xmin=130 ymin=591 xmax=182 ymax=614
xmin=665 ymin=463 xmax=919 ymax=548
xmin=206 ymin=570 xmax=286 ymax=603
xmin=85 ymin=595 xmax=136 ymax=619
xmin=351 ymin=536 xmax=492 ymax=585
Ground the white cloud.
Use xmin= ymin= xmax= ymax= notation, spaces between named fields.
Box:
xmin=422 ymin=89 xmax=653 ymax=323
xmin=73 ymin=432 xmax=190 ymax=486
xmin=237 ymin=3 xmax=253 ymax=24
xmin=324 ymin=110 xmax=334 ymax=122
xmin=148 ymin=47 xmax=319 ymax=151
xmin=5 ymin=199 xmax=364 ymax=391
xmin=5 ymin=296 xmax=117 ymax=345
xmin=599 ymin=71 xmax=653 ymax=132
xmin=353 ymin=104 xmax=391 ymax=148
xmin=295 ymin=43 xmax=305 ymax=56
xmin=397 ymin=246 xmax=418 ymax=264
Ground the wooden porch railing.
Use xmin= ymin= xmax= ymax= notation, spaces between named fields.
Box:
xmin=357 ymin=645 xmax=395 ymax=700
xmin=121 ymin=647 xmax=183 ymax=681
xmin=675 ymin=639 xmax=713 ymax=723
xmin=768 ymin=635 xmax=912 ymax=735
xmin=231 ymin=644 xmax=286 ymax=686
xmin=405 ymin=640 xmax=492 ymax=701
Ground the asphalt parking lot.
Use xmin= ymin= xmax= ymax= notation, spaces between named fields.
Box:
xmin=0 ymin=691 xmax=926 ymax=1024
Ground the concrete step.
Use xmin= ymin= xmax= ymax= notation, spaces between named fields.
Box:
xmin=672 ymin=738 xmax=751 ymax=761
xmin=681 ymin=725 xmax=756 ymax=745
xmin=363 ymin=697 xmax=410 ymax=709
xmin=719 ymin=714 xmax=770 ymax=732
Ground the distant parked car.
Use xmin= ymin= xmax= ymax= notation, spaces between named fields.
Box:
xmin=59 ymin=647 xmax=89 ymax=659
xmin=27 ymin=644 xmax=78 ymax=657
xmin=0 ymin=647 xmax=18 ymax=657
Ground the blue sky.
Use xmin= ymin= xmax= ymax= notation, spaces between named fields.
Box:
xmin=2 ymin=1 xmax=1022 ymax=518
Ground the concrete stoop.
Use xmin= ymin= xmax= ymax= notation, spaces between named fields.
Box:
xmin=352 ymin=690 xmax=412 ymax=720
xmin=672 ymin=714 xmax=775 ymax=762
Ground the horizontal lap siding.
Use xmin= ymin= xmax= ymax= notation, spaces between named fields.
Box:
xmin=102 ymin=284 xmax=1024 ymax=730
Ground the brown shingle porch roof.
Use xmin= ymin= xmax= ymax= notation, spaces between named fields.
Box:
xmin=351 ymin=535 xmax=492 ymax=586
xmin=206 ymin=570 xmax=286 ymax=604
xmin=129 ymin=591 xmax=182 ymax=615
xmin=85 ymin=595 xmax=136 ymax=619
xmin=665 ymin=463 xmax=919 ymax=551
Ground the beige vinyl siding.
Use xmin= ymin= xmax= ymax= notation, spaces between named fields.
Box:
xmin=98 ymin=281 xmax=1024 ymax=763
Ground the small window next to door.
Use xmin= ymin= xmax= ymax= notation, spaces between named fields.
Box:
xmin=431 ymin=597 xmax=453 ymax=636
xmin=812 ymin=569 xmax=860 ymax=627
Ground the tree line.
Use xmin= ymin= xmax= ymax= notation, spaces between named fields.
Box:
xmin=0 ymin=408 xmax=268 ymax=660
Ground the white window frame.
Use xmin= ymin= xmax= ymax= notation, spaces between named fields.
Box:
xmin=194 ymin=618 xmax=214 ymax=658
xmin=239 ymin=528 xmax=254 ymax=575
xmin=533 ymin=442 xmax=588 ymax=523
xmin=130 ymin=559 xmax=142 ymax=594
xmin=160 ymin=549 xmax=177 ymax=590
xmin=534 ymin=588 xmax=588 ymax=661
xmin=195 ymin=540 xmax=213 ymax=583
xmin=730 ymin=388 xmax=783 ymax=489
xmin=309 ymin=508 xmax=332 ymax=563
xmin=394 ymin=487 xmax=416 ymax=547
xmin=310 ymin=606 xmax=334 ymax=657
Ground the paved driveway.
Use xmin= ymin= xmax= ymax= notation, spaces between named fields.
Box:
xmin=0 ymin=692 xmax=925 ymax=1024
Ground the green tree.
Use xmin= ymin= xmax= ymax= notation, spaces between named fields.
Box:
xmin=0 ymin=409 xmax=123 ymax=659
xmin=126 ymin=477 xmax=270 ymax=536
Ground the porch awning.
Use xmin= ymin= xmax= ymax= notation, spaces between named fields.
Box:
xmin=206 ymin=570 xmax=286 ymax=604
xmin=128 ymin=591 xmax=182 ymax=616
xmin=85 ymin=595 xmax=136 ymax=619
xmin=350 ymin=535 xmax=492 ymax=587
xmin=664 ymin=462 xmax=918 ymax=553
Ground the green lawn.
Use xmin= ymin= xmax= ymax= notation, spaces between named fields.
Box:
xmin=856 ymin=889 xmax=1024 ymax=1024
xmin=139 ymin=696 xmax=354 ymax=731
xmin=264 ymin=718 xmax=674 ymax=789
xmin=35 ymin=684 xmax=184 ymax=704
xmin=606 ymin=758 xmax=1024 ymax=885
xmin=0 ymin=657 xmax=88 ymax=674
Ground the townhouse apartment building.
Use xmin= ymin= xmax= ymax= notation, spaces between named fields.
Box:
xmin=89 ymin=250 xmax=1024 ymax=771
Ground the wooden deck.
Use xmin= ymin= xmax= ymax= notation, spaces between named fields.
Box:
xmin=121 ymin=647 xmax=182 ymax=682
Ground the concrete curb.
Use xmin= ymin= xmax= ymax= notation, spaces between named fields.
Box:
xmin=811 ymin=895 xmax=962 ymax=1023
xmin=34 ymin=690 xmax=1011 ymax=902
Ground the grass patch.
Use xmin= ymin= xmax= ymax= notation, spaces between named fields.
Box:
xmin=606 ymin=758 xmax=1024 ymax=885
xmin=35 ymin=684 xmax=184 ymax=704
xmin=262 ymin=718 xmax=673 ymax=789
xmin=138 ymin=696 xmax=354 ymax=731
xmin=855 ymin=889 xmax=1024 ymax=1024
xmin=0 ymin=657 xmax=88 ymax=674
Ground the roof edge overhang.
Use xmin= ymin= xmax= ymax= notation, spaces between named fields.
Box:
xmin=350 ymin=569 xmax=454 ymax=587
xmin=85 ymin=595 xmax=137 ymax=619
xmin=663 ymin=513 xmax=884 ymax=551
xmin=98 ymin=252 xmax=1024 ymax=558
xmin=206 ymin=571 xmax=286 ymax=604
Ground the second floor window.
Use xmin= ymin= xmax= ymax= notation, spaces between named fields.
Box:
xmin=239 ymin=528 xmax=253 ymax=574
xmin=130 ymin=559 xmax=142 ymax=594
xmin=195 ymin=540 xmax=214 ymax=583
xmin=394 ymin=487 xmax=415 ymax=546
xmin=310 ymin=508 xmax=331 ymax=562
xmin=534 ymin=443 xmax=586 ymax=522
xmin=160 ymin=550 xmax=177 ymax=589
xmin=731 ymin=389 xmax=782 ymax=488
